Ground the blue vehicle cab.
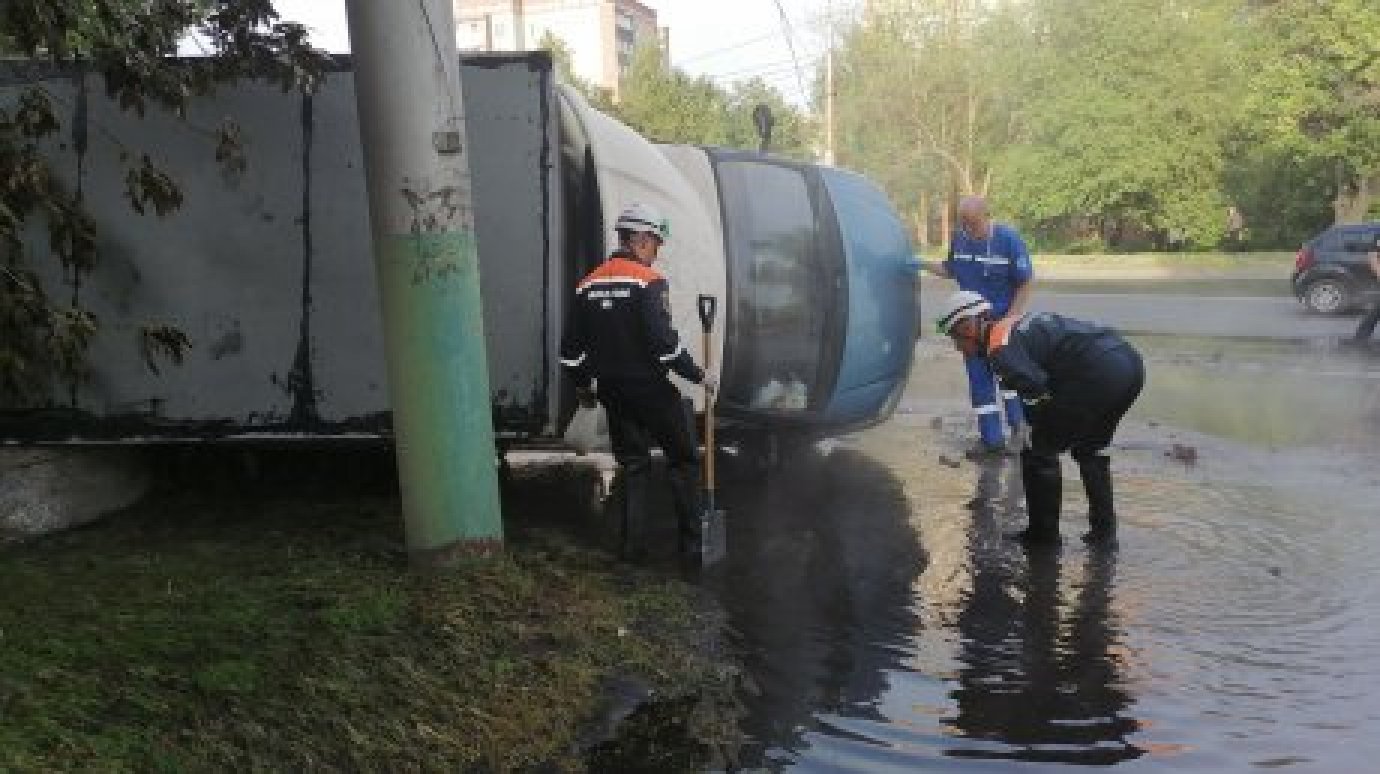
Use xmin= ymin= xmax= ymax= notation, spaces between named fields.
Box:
xmin=694 ymin=149 xmax=919 ymax=449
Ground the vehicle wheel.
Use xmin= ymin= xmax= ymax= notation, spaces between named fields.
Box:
xmin=1302 ymin=278 xmax=1353 ymax=315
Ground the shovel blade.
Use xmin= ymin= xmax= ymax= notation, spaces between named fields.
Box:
xmin=700 ymin=508 xmax=727 ymax=566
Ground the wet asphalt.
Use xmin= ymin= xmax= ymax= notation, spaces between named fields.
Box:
xmin=705 ymin=317 xmax=1380 ymax=770
xmin=921 ymin=282 xmax=1364 ymax=340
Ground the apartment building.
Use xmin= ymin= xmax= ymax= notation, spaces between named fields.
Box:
xmin=454 ymin=0 xmax=668 ymax=98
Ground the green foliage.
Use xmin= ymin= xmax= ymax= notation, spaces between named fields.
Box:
xmin=616 ymin=43 xmax=733 ymax=146
xmin=0 ymin=1 xmax=327 ymax=405
xmin=605 ymin=42 xmax=813 ymax=159
xmin=834 ymin=0 xmax=1379 ymax=251
xmin=834 ymin=1 xmax=1028 ymax=243
xmin=1235 ymin=0 xmax=1380 ymax=225
xmin=724 ymin=76 xmax=813 ymax=159
xmin=999 ymin=0 xmax=1243 ymax=249
xmin=833 ymin=17 xmax=932 ymax=230
xmin=538 ymin=30 xmax=616 ymax=112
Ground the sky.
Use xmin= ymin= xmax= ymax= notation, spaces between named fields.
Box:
xmin=268 ymin=0 xmax=846 ymax=105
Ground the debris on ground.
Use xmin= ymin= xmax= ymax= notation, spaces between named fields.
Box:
xmin=1167 ymin=443 xmax=1199 ymax=465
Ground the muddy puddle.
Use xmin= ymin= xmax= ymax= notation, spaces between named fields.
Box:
xmin=709 ymin=336 xmax=1380 ymax=771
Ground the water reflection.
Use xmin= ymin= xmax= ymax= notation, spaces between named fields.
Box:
xmin=942 ymin=463 xmax=1144 ymax=764
xmin=714 ymin=447 xmax=925 ymax=770
xmin=720 ymin=334 xmax=1380 ymax=770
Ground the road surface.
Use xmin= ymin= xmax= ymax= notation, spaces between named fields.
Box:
xmin=920 ymin=285 xmax=1363 ymax=340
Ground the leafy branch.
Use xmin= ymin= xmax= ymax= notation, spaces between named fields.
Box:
xmin=0 ymin=1 xmax=327 ymax=405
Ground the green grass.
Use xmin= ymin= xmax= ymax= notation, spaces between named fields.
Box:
xmin=0 ymin=467 xmax=734 ymax=772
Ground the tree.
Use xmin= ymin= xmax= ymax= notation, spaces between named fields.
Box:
xmin=616 ymin=43 xmax=732 ymax=146
xmin=725 ymin=77 xmax=813 ymax=159
xmin=996 ymin=0 xmax=1245 ymax=249
xmin=1239 ymin=0 xmax=1380 ymax=224
xmin=0 ymin=1 xmax=325 ymax=403
xmin=537 ymin=31 xmax=615 ymax=112
xmin=833 ymin=0 xmax=1023 ymax=246
xmin=612 ymin=42 xmax=812 ymax=158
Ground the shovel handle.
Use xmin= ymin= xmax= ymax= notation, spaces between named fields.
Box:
xmin=697 ymin=294 xmax=717 ymax=494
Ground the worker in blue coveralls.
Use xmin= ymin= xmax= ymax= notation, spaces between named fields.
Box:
xmin=921 ymin=196 xmax=1034 ymax=457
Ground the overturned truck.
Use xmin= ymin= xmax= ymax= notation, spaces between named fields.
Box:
xmin=0 ymin=52 xmax=918 ymax=451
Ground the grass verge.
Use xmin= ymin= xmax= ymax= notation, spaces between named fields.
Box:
xmin=1031 ymin=251 xmax=1293 ymax=270
xmin=0 ymin=453 xmax=736 ymax=772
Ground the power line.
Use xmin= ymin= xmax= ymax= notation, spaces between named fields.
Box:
xmin=705 ymin=58 xmax=799 ymax=80
xmin=674 ymin=30 xmax=780 ymax=66
xmin=768 ymin=0 xmax=809 ymax=106
xmin=742 ymin=69 xmax=811 ymax=99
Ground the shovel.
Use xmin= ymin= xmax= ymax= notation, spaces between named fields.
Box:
xmin=697 ymin=294 xmax=727 ymax=567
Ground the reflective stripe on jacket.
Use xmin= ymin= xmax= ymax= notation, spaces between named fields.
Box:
xmin=559 ymin=251 xmax=703 ymax=387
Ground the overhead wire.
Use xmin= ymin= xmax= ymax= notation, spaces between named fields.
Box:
xmin=674 ymin=30 xmax=781 ymax=66
xmin=706 ymin=58 xmax=800 ymax=80
xmin=768 ymin=0 xmax=809 ymax=105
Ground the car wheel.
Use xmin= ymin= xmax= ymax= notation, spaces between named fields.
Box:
xmin=1302 ymin=278 xmax=1353 ymax=315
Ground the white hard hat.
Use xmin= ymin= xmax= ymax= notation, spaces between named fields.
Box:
xmin=614 ymin=202 xmax=671 ymax=242
xmin=935 ymin=290 xmax=992 ymax=335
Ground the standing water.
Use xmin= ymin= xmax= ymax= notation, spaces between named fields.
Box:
xmin=711 ymin=337 xmax=1380 ymax=771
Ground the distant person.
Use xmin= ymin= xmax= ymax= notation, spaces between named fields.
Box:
xmin=1226 ymin=205 xmax=1246 ymax=246
xmin=935 ymin=291 xmax=1145 ymax=545
xmin=1353 ymin=232 xmax=1380 ymax=343
xmin=922 ymin=196 xmax=1034 ymax=456
xmin=560 ymin=202 xmax=716 ymax=561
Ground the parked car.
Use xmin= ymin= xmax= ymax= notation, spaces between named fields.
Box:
xmin=1291 ymin=223 xmax=1380 ymax=314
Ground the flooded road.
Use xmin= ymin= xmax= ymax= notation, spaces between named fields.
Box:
xmin=710 ymin=336 xmax=1380 ymax=771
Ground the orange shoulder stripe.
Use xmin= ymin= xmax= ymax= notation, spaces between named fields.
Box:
xmin=576 ymin=257 xmax=663 ymax=291
xmin=987 ymin=318 xmax=1016 ymax=355
xmin=607 ymin=257 xmax=662 ymax=283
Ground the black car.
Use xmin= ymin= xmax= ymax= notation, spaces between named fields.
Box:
xmin=1291 ymin=223 xmax=1380 ymax=314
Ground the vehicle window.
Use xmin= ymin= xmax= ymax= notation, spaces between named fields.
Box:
xmin=1315 ymin=229 xmax=1345 ymax=251
xmin=1341 ymin=230 xmax=1372 ymax=252
xmin=717 ymin=161 xmax=827 ymax=412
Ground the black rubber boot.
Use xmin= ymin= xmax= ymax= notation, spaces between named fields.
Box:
xmin=615 ymin=460 xmax=651 ymax=561
xmin=1077 ymin=453 xmax=1117 ymax=545
xmin=1013 ymin=450 xmax=1062 ymax=545
xmin=668 ymin=463 xmax=703 ymax=558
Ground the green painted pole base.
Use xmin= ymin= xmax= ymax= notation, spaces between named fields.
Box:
xmin=376 ymin=229 xmax=503 ymax=563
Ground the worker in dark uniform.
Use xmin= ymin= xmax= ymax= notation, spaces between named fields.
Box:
xmin=559 ymin=202 xmax=716 ymax=561
xmin=935 ymin=291 xmax=1145 ymax=546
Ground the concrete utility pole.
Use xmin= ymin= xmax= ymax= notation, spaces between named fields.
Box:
xmin=344 ymin=0 xmax=503 ymax=565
